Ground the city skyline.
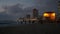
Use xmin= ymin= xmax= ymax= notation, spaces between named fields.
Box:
xmin=0 ymin=0 xmax=59 ymax=20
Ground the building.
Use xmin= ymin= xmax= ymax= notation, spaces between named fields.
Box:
xmin=57 ymin=1 xmax=60 ymax=17
xmin=32 ymin=8 xmax=38 ymax=18
xmin=26 ymin=14 xmax=30 ymax=19
xmin=43 ymin=11 xmax=56 ymax=21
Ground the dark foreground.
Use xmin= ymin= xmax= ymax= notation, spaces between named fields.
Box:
xmin=0 ymin=23 xmax=60 ymax=34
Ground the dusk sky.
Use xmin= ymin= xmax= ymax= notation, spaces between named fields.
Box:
xmin=0 ymin=0 xmax=59 ymax=20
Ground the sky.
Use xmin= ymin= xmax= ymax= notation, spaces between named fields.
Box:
xmin=0 ymin=0 xmax=58 ymax=20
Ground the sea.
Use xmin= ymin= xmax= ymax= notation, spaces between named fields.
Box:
xmin=0 ymin=20 xmax=60 ymax=26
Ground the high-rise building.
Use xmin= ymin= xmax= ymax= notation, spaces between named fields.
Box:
xmin=58 ymin=1 xmax=60 ymax=11
xmin=57 ymin=1 xmax=60 ymax=17
xmin=33 ymin=8 xmax=38 ymax=18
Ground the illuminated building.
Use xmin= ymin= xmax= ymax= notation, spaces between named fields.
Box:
xmin=43 ymin=12 xmax=56 ymax=20
xmin=33 ymin=8 xmax=38 ymax=18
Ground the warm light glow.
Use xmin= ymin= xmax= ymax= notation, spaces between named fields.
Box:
xmin=30 ymin=19 xmax=37 ymax=20
xmin=51 ymin=13 xmax=55 ymax=16
xmin=43 ymin=12 xmax=56 ymax=20
xmin=43 ymin=13 xmax=49 ymax=17
xmin=50 ymin=13 xmax=56 ymax=20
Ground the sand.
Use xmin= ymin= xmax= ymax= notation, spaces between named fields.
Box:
xmin=0 ymin=24 xmax=60 ymax=34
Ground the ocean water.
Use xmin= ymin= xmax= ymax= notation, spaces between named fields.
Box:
xmin=0 ymin=21 xmax=60 ymax=27
xmin=0 ymin=21 xmax=17 ymax=27
xmin=0 ymin=21 xmax=36 ymax=27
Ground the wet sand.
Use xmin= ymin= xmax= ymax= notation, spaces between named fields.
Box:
xmin=0 ymin=24 xmax=60 ymax=34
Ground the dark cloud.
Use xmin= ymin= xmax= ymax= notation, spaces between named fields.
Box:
xmin=0 ymin=0 xmax=58 ymax=20
xmin=3 ymin=4 xmax=24 ymax=16
xmin=32 ymin=0 xmax=57 ymax=14
xmin=0 ymin=3 xmax=24 ymax=20
xmin=0 ymin=3 xmax=32 ymax=20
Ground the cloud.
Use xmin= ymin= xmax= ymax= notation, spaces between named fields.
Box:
xmin=0 ymin=3 xmax=24 ymax=20
xmin=0 ymin=8 xmax=5 ymax=12
xmin=1 ymin=3 xmax=33 ymax=19
xmin=32 ymin=0 xmax=57 ymax=13
xmin=4 ymin=3 xmax=34 ymax=17
xmin=3 ymin=4 xmax=23 ymax=15
xmin=0 ymin=0 xmax=58 ymax=20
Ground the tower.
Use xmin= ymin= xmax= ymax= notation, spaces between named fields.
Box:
xmin=58 ymin=1 xmax=60 ymax=17
xmin=58 ymin=1 xmax=60 ymax=11
xmin=33 ymin=8 xmax=38 ymax=18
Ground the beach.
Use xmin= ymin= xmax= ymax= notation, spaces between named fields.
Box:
xmin=0 ymin=23 xmax=60 ymax=34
